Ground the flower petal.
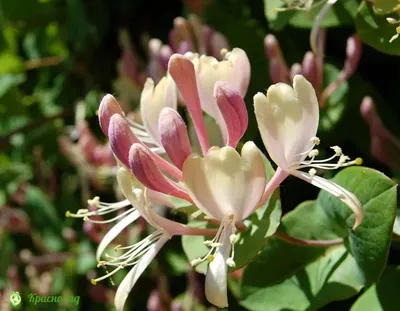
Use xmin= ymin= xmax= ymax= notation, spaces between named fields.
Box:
xmin=182 ymin=141 xmax=266 ymax=221
xmin=254 ymin=75 xmax=319 ymax=169
xmin=205 ymin=225 xmax=231 ymax=308
xmin=168 ymin=54 xmax=210 ymax=155
xmin=96 ymin=210 xmax=140 ymax=261
xmin=292 ymin=170 xmax=363 ymax=230
xmin=114 ymin=234 xmax=169 ymax=311
xmin=140 ymin=76 xmax=177 ymax=145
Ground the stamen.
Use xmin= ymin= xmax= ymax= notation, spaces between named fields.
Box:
xmin=311 ymin=136 xmax=320 ymax=145
xmin=291 ymin=139 xmax=362 ymax=173
xmin=91 ymin=230 xmax=165 ymax=284
xmin=66 ymin=197 xmax=133 ymax=224
xmin=191 ymin=212 xmax=236 ymax=268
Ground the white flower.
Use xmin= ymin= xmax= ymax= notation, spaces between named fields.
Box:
xmin=254 ymin=75 xmax=363 ymax=229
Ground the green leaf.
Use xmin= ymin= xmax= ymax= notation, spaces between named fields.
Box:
xmin=319 ymin=63 xmax=348 ymax=133
xmin=264 ymin=0 xmax=295 ymax=30
xmin=24 ymin=185 xmax=61 ymax=228
xmin=241 ymin=167 xmax=397 ymax=311
xmin=0 ymin=74 xmax=25 ymax=98
xmin=182 ymin=155 xmax=281 ymax=273
xmin=355 ymin=2 xmax=400 ymax=55
xmin=351 ymin=265 xmax=400 ymax=311
xmin=288 ymin=0 xmax=359 ymax=28
xmin=371 ymin=0 xmax=400 ymax=15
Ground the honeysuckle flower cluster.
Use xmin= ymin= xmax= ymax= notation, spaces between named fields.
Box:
xmin=69 ymin=44 xmax=364 ymax=310
xmin=264 ymin=28 xmax=362 ymax=108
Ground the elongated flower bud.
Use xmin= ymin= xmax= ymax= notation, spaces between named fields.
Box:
xmin=214 ymin=81 xmax=248 ymax=148
xmin=129 ymin=144 xmax=192 ymax=201
xmin=98 ymin=94 xmax=124 ymax=136
xmin=159 ymin=107 xmax=192 ymax=170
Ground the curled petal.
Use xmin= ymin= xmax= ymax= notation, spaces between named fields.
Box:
xmin=205 ymin=226 xmax=231 ymax=308
xmin=159 ymin=107 xmax=192 ymax=170
xmin=109 ymin=114 xmax=141 ymax=167
xmin=114 ymin=235 xmax=169 ymax=311
xmin=292 ymin=170 xmax=363 ymax=230
xmin=140 ymin=76 xmax=177 ymax=145
xmin=182 ymin=142 xmax=266 ymax=221
xmin=129 ymin=144 xmax=191 ymax=202
xmin=168 ymin=54 xmax=210 ymax=154
xmin=99 ymin=94 xmax=124 ymax=136
xmin=214 ymin=81 xmax=248 ymax=148
xmin=254 ymin=75 xmax=319 ymax=170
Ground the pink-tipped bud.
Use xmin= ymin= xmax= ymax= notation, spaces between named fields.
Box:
xmin=173 ymin=17 xmax=194 ymax=50
xmin=108 ymin=114 xmax=140 ymax=167
xmin=177 ymin=40 xmax=193 ymax=54
xmin=159 ymin=45 xmax=173 ymax=70
xmin=343 ymin=34 xmax=362 ymax=79
xmin=290 ymin=63 xmax=302 ymax=80
xmin=360 ymin=96 xmax=375 ymax=125
xmin=214 ymin=81 xmax=248 ymax=148
xmin=168 ymin=54 xmax=210 ymax=154
xmin=264 ymin=34 xmax=290 ymax=83
xmin=301 ymin=51 xmax=318 ymax=89
xmin=98 ymin=94 xmax=124 ymax=136
xmin=159 ymin=107 xmax=192 ymax=170
xmin=129 ymin=144 xmax=191 ymax=201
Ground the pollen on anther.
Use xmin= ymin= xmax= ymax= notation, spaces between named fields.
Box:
xmin=207 ymin=255 xmax=215 ymax=262
xmin=91 ymin=279 xmax=97 ymax=285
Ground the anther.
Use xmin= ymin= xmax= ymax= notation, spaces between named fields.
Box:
xmin=65 ymin=211 xmax=71 ymax=217
xmin=190 ymin=258 xmax=202 ymax=266
xmin=207 ymin=255 xmax=215 ymax=262
xmin=230 ymin=234 xmax=238 ymax=244
xmin=308 ymin=149 xmax=319 ymax=158
xmin=91 ymin=279 xmax=97 ymax=285
xmin=220 ymin=48 xmax=228 ymax=57
xmin=309 ymin=168 xmax=317 ymax=176
xmin=331 ymin=146 xmax=342 ymax=156
xmin=338 ymin=155 xmax=350 ymax=165
xmin=311 ymin=136 xmax=320 ymax=145
xmin=226 ymin=258 xmax=236 ymax=268
xmin=97 ymin=261 xmax=106 ymax=268
xmin=88 ymin=196 xmax=100 ymax=207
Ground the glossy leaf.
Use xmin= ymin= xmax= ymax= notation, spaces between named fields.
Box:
xmin=241 ymin=167 xmax=397 ymax=311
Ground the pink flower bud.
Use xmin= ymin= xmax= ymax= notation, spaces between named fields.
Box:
xmin=108 ymin=114 xmax=140 ymax=167
xmin=159 ymin=107 xmax=192 ymax=170
xmin=98 ymin=94 xmax=124 ymax=136
xmin=129 ymin=144 xmax=192 ymax=201
xmin=343 ymin=34 xmax=362 ymax=79
xmin=264 ymin=34 xmax=290 ymax=83
xmin=214 ymin=81 xmax=248 ymax=148
xmin=168 ymin=54 xmax=210 ymax=155
xmin=301 ymin=52 xmax=318 ymax=90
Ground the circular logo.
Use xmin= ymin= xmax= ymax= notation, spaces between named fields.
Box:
xmin=9 ymin=292 xmax=22 ymax=307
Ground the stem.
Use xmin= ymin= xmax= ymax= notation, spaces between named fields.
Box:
xmin=275 ymin=231 xmax=343 ymax=247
